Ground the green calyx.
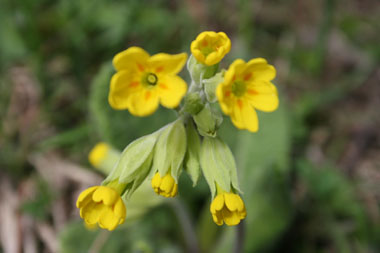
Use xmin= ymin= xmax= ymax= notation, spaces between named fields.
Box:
xmin=193 ymin=103 xmax=223 ymax=137
xmin=183 ymin=92 xmax=204 ymax=115
xmin=152 ymin=119 xmax=187 ymax=183
xmin=102 ymin=132 xmax=160 ymax=198
xmin=187 ymin=54 xmax=219 ymax=85
xmin=199 ymin=137 xmax=241 ymax=198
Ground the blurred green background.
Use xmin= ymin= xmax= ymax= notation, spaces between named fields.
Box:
xmin=0 ymin=0 xmax=379 ymax=252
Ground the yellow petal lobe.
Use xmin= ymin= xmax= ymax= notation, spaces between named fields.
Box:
xmin=151 ymin=172 xmax=178 ymax=198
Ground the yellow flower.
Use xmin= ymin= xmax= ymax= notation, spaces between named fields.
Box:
xmin=210 ymin=191 xmax=246 ymax=226
xmin=88 ymin=142 xmax=110 ymax=167
xmin=76 ymin=185 xmax=126 ymax=231
xmin=191 ymin=31 xmax=231 ymax=66
xmin=109 ymin=47 xmax=188 ymax=116
xmin=151 ymin=172 xmax=178 ymax=198
xmin=216 ymin=58 xmax=279 ymax=132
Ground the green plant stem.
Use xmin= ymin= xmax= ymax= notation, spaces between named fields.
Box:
xmin=169 ymin=199 xmax=200 ymax=253
xmin=234 ymin=220 xmax=246 ymax=253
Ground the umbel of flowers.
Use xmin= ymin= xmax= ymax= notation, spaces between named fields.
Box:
xmin=77 ymin=31 xmax=279 ymax=230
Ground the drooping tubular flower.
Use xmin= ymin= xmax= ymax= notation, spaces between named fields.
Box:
xmin=216 ymin=58 xmax=279 ymax=132
xmin=151 ymin=172 xmax=178 ymax=198
xmin=150 ymin=119 xmax=186 ymax=198
xmin=191 ymin=31 xmax=231 ymax=66
xmin=76 ymin=184 xmax=126 ymax=231
xmin=200 ymin=137 xmax=246 ymax=226
xmin=210 ymin=186 xmax=246 ymax=226
xmin=109 ymin=47 xmax=188 ymax=116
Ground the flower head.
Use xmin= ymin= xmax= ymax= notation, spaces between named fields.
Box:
xmin=216 ymin=58 xmax=279 ymax=132
xmin=191 ymin=31 xmax=231 ymax=66
xmin=151 ymin=172 xmax=178 ymax=198
xmin=109 ymin=47 xmax=188 ymax=116
xmin=210 ymin=191 xmax=246 ymax=226
xmin=76 ymin=185 xmax=126 ymax=231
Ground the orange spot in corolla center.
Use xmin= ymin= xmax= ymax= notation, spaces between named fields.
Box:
xmin=137 ymin=63 xmax=145 ymax=72
xmin=129 ymin=81 xmax=139 ymax=87
xmin=156 ymin=66 xmax=164 ymax=73
xmin=237 ymin=99 xmax=243 ymax=110
xmin=247 ymin=89 xmax=258 ymax=95
xmin=232 ymin=75 xmax=236 ymax=82
xmin=145 ymin=91 xmax=151 ymax=101
xmin=201 ymin=40 xmax=208 ymax=47
xmin=225 ymin=91 xmax=231 ymax=97
xmin=159 ymin=83 xmax=168 ymax=90
xmin=244 ymin=73 xmax=252 ymax=81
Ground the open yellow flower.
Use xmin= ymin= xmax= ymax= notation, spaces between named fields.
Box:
xmin=109 ymin=47 xmax=188 ymax=116
xmin=216 ymin=58 xmax=279 ymax=132
xmin=191 ymin=31 xmax=231 ymax=66
xmin=210 ymin=191 xmax=246 ymax=226
xmin=76 ymin=185 xmax=126 ymax=231
xmin=151 ymin=172 xmax=178 ymax=198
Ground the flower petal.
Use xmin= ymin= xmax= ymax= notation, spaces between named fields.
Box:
xmin=108 ymin=70 xmax=142 ymax=110
xmin=158 ymin=75 xmax=187 ymax=108
xmin=128 ymin=89 xmax=159 ymax=116
xmin=230 ymin=98 xmax=259 ymax=132
xmin=99 ymin=207 xmax=120 ymax=231
xmin=148 ymin=53 xmax=187 ymax=75
xmin=244 ymin=58 xmax=276 ymax=81
xmin=113 ymin=47 xmax=150 ymax=72
xmin=246 ymin=82 xmax=279 ymax=112
xmin=92 ymin=186 xmax=118 ymax=206
xmin=113 ymin=198 xmax=127 ymax=220
xmin=76 ymin=186 xmax=98 ymax=208
xmin=160 ymin=174 xmax=175 ymax=193
xmin=222 ymin=208 xmax=241 ymax=226
xmin=170 ymin=183 xmax=178 ymax=197
xmin=212 ymin=212 xmax=224 ymax=226
xmin=224 ymin=193 xmax=240 ymax=212
xmin=225 ymin=59 xmax=245 ymax=82
xmin=82 ymin=202 xmax=105 ymax=224
xmin=151 ymin=172 xmax=162 ymax=189
xmin=210 ymin=194 xmax=225 ymax=213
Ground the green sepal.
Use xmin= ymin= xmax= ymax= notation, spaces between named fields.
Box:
xmin=187 ymin=54 xmax=219 ymax=86
xmin=200 ymin=137 xmax=241 ymax=198
xmin=122 ymin=151 xmax=154 ymax=199
xmin=193 ymin=103 xmax=223 ymax=137
xmin=152 ymin=119 xmax=187 ymax=183
xmin=183 ymin=120 xmax=201 ymax=186
xmin=202 ymin=70 xmax=225 ymax=103
xmin=182 ymin=92 xmax=204 ymax=115
xmin=103 ymin=132 xmax=159 ymax=185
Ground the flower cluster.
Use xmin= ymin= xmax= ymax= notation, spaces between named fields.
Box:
xmin=77 ymin=31 xmax=279 ymax=230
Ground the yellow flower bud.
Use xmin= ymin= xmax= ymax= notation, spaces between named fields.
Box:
xmin=210 ymin=191 xmax=246 ymax=226
xmin=151 ymin=172 xmax=178 ymax=198
xmin=88 ymin=142 xmax=110 ymax=168
xmin=88 ymin=142 xmax=121 ymax=174
xmin=76 ymin=185 xmax=126 ymax=231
